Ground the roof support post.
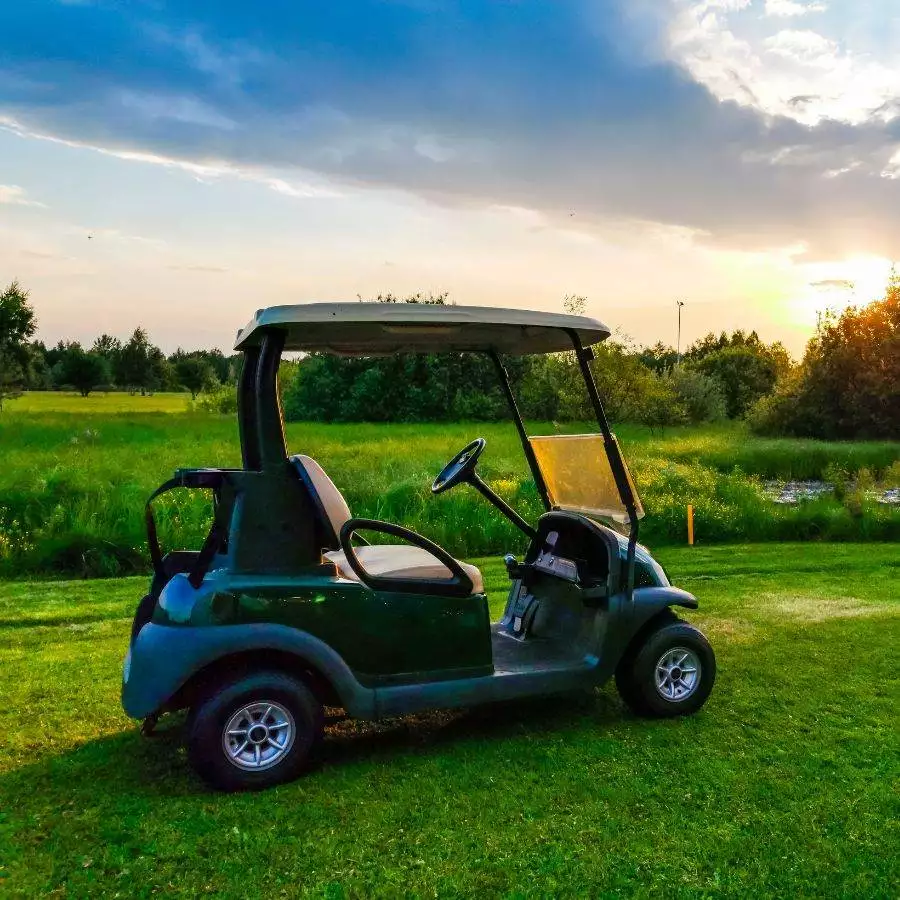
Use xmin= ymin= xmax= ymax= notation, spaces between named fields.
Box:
xmin=256 ymin=330 xmax=288 ymax=470
xmin=489 ymin=350 xmax=550 ymax=511
xmin=237 ymin=347 xmax=261 ymax=471
xmin=566 ymin=330 xmax=639 ymax=597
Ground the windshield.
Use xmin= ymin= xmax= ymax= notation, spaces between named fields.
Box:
xmin=529 ymin=434 xmax=644 ymax=524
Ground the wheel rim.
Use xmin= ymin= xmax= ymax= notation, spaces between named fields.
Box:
xmin=654 ymin=647 xmax=701 ymax=702
xmin=222 ymin=700 xmax=295 ymax=771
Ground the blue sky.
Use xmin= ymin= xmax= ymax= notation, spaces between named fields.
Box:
xmin=1 ymin=0 xmax=898 ymax=353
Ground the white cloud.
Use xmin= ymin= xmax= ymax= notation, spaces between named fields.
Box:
xmin=666 ymin=2 xmax=900 ymax=125
xmin=0 ymin=184 xmax=45 ymax=207
xmin=0 ymin=115 xmax=341 ymax=199
xmin=765 ymin=0 xmax=827 ymax=17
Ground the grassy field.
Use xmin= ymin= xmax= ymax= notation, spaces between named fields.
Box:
xmin=0 ymin=544 xmax=897 ymax=896
xmin=10 ymin=391 xmax=191 ymax=414
xmin=0 ymin=394 xmax=898 ymax=577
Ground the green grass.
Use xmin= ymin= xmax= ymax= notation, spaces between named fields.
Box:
xmin=0 ymin=399 xmax=898 ymax=577
xmin=0 ymin=544 xmax=897 ymax=896
xmin=12 ymin=390 xmax=191 ymax=414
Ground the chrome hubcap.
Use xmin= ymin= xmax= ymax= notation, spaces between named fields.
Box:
xmin=655 ymin=647 xmax=701 ymax=702
xmin=222 ymin=701 xmax=295 ymax=770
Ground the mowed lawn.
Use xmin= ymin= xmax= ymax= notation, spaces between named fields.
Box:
xmin=0 ymin=545 xmax=897 ymax=897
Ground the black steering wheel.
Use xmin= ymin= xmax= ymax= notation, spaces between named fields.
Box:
xmin=432 ymin=438 xmax=486 ymax=494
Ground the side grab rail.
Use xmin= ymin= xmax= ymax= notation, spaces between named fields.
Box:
xmin=145 ymin=468 xmax=228 ymax=589
xmin=338 ymin=518 xmax=475 ymax=597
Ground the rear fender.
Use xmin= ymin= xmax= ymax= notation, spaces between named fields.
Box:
xmin=122 ymin=622 xmax=374 ymax=720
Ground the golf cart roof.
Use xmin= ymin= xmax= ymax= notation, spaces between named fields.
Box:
xmin=234 ymin=303 xmax=610 ymax=355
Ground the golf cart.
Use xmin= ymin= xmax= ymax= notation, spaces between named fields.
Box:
xmin=123 ymin=303 xmax=715 ymax=790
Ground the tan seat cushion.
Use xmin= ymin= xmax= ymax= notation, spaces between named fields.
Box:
xmin=295 ymin=454 xmax=352 ymax=538
xmin=325 ymin=544 xmax=484 ymax=594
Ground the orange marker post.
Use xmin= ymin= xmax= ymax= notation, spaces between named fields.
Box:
xmin=687 ymin=504 xmax=694 ymax=546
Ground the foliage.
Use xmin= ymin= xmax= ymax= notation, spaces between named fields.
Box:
xmin=635 ymin=373 xmax=687 ymax=435
xmin=0 ymin=408 xmax=896 ymax=579
xmin=192 ymin=386 xmax=238 ymax=414
xmin=690 ymin=337 xmax=791 ymax=419
xmin=173 ymin=355 xmax=218 ymax=399
xmin=665 ymin=366 xmax=728 ymax=423
xmin=0 ymin=280 xmax=37 ymax=410
xmin=51 ymin=344 xmax=111 ymax=397
xmin=1 ymin=546 xmax=897 ymax=896
xmin=638 ymin=341 xmax=679 ymax=374
xmin=750 ymin=269 xmax=900 ymax=439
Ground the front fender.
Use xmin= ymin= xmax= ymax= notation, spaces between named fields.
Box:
xmin=122 ymin=622 xmax=374 ymax=720
xmin=599 ymin=586 xmax=699 ymax=677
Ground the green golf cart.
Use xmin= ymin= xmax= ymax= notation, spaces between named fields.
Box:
xmin=123 ymin=303 xmax=715 ymax=790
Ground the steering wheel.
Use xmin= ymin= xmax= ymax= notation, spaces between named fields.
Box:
xmin=432 ymin=438 xmax=486 ymax=494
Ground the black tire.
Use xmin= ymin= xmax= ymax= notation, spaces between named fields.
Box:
xmin=187 ymin=670 xmax=324 ymax=791
xmin=615 ymin=619 xmax=715 ymax=718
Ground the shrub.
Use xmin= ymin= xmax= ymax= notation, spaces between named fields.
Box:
xmin=192 ymin=387 xmax=237 ymax=414
xmin=665 ymin=367 xmax=727 ymax=423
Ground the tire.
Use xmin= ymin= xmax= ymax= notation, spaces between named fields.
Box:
xmin=187 ymin=670 xmax=324 ymax=791
xmin=615 ymin=619 xmax=715 ymax=718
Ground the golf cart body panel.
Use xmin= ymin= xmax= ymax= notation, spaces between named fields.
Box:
xmin=123 ymin=302 xmax=713 ymax=787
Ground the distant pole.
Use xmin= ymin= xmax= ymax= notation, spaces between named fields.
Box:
xmin=687 ymin=504 xmax=694 ymax=546
xmin=676 ymin=300 xmax=685 ymax=364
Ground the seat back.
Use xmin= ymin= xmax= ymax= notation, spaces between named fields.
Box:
xmin=291 ymin=454 xmax=352 ymax=549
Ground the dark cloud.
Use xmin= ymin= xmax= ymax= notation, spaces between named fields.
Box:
xmin=1 ymin=0 xmax=898 ymax=257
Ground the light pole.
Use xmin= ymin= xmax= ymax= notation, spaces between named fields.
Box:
xmin=676 ymin=300 xmax=685 ymax=364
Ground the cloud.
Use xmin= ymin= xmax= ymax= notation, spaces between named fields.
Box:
xmin=809 ymin=278 xmax=854 ymax=290
xmin=0 ymin=0 xmax=898 ymax=260
xmin=167 ymin=264 xmax=229 ymax=273
xmin=765 ymin=0 xmax=828 ymax=17
xmin=0 ymin=184 xmax=45 ymax=207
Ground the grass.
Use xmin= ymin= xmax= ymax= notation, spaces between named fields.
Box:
xmin=0 ymin=544 xmax=897 ymax=896
xmin=11 ymin=391 xmax=191 ymax=414
xmin=0 ymin=396 xmax=898 ymax=577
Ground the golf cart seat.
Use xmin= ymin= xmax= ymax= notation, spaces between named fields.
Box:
xmin=293 ymin=455 xmax=483 ymax=594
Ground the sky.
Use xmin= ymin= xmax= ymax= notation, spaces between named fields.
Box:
xmin=1 ymin=0 xmax=898 ymax=356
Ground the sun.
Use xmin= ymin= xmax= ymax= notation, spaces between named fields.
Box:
xmin=786 ymin=255 xmax=893 ymax=328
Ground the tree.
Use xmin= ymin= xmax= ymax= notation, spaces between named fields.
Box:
xmin=684 ymin=331 xmax=791 ymax=418
xmin=175 ymin=355 xmax=217 ymax=399
xmin=116 ymin=327 xmax=170 ymax=394
xmin=750 ymin=268 xmax=900 ymax=439
xmin=0 ymin=280 xmax=37 ymax=410
xmin=638 ymin=341 xmax=679 ymax=374
xmin=52 ymin=344 xmax=110 ymax=397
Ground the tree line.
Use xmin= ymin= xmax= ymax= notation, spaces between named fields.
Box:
xmin=0 ymin=281 xmax=237 ymax=404
xmin=1 ymin=278 xmax=897 ymax=438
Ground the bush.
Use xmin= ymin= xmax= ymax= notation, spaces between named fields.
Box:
xmin=192 ymin=387 xmax=237 ymax=414
xmin=665 ymin=367 xmax=727 ymax=424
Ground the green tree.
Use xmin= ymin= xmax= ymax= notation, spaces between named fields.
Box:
xmin=174 ymin=356 xmax=217 ymax=399
xmin=116 ymin=327 xmax=171 ymax=394
xmin=52 ymin=344 xmax=110 ymax=397
xmin=751 ymin=269 xmax=900 ymax=439
xmin=0 ymin=280 xmax=37 ymax=410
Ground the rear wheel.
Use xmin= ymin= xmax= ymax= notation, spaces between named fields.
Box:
xmin=615 ymin=619 xmax=715 ymax=717
xmin=187 ymin=671 xmax=323 ymax=791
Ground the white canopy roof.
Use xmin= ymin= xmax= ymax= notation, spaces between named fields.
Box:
xmin=234 ymin=303 xmax=610 ymax=355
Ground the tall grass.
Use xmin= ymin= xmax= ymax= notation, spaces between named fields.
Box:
xmin=0 ymin=404 xmax=897 ymax=577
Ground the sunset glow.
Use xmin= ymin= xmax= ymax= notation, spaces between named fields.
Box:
xmin=1 ymin=1 xmax=898 ymax=356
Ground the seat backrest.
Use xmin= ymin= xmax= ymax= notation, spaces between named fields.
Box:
xmin=291 ymin=454 xmax=352 ymax=549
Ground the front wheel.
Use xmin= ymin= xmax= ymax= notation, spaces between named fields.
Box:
xmin=615 ymin=620 xmax=715 ymax=718
xmin=187 ymin=671 xmax=324 ymax=791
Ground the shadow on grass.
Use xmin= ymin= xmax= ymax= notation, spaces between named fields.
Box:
xmin=0 ymin=690 xmax=625 ymax=802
